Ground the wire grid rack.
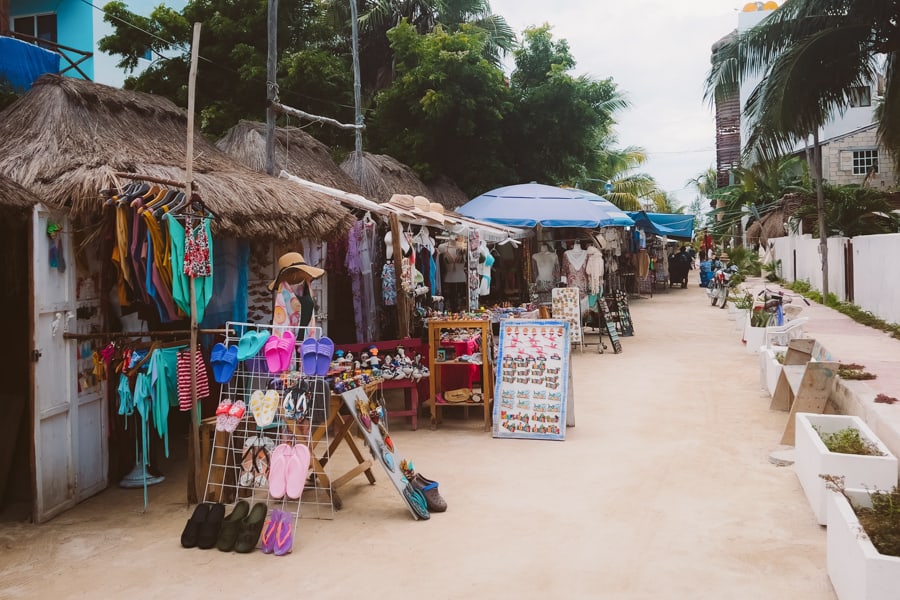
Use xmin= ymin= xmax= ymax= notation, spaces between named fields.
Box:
xmin=203 ymin=321 xmax=335 ymax=525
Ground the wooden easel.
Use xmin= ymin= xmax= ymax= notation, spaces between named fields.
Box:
xmin=770 ymin=339 xmax=838 ymax=445
xmin=305 ymin=382 xmax=379 ymax=509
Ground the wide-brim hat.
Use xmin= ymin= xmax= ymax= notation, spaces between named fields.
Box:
xmin=410 ymin=195 xmax=446 ymax=224
xmin=382 ymin=193 xmax=418 ymax=218
xmin=268 ymin=251 xmax=324 ymax=291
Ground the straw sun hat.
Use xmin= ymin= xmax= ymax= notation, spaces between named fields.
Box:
xmin=268 ymin=251 xmax=324 ymax=290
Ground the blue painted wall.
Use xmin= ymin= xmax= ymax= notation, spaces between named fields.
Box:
xmin=10 ymin=0 xmax=95 ymax=80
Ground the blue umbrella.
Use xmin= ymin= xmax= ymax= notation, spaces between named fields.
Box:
xmin=457 ymin=183 xmax=634 ymax=228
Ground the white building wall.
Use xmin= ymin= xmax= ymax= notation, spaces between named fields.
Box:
xmin=772 ymin=232 xmax=900 ymax=324
xmin=852 ymin=233 xmax=900 ymax=325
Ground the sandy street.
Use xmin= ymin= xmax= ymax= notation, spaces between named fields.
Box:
xmin=0 ymin=275 xmax=835 ymax=600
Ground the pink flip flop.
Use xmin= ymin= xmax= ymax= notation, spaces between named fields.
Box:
xmin=285 ymin=444 xmax=311 ymax=500
xmin=264 ymin=333 xmax=283 ymax=373
xmin=268 ymin=443 xmax=291 ymax=499
xmin=300 ymin=337 xmax=318 ymax=376
xmin=278 ymin=330 xmax=296 ymax=372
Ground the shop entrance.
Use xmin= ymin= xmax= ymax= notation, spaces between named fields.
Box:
xmin=0 ymin=210 xmax=32 ymax=520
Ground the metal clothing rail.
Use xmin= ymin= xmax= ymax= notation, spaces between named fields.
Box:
xmin=63 ymin=328 xmax=233 ymax=340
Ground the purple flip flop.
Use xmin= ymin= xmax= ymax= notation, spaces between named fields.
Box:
xmin=315 ymin=337 xmax=334 ymax=377
xmin=300 ymin=337 xmax=318 ymax=376
xmin=274 ymin=510 xmax=294 ymax=556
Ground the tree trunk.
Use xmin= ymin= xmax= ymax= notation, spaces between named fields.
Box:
xmin=813 ymin=130 xmax=829 ymax=298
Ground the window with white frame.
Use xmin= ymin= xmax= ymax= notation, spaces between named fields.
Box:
xmin=852 ymin=149 xmax=878 ymax=175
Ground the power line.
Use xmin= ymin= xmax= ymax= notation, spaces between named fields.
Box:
xmin=77 ymin=0 xmax=361 ymax=112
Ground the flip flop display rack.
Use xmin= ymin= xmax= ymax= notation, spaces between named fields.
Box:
xmin=204 ymin=321 xmax=336 ymax=550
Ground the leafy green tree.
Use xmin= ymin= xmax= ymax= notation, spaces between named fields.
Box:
xmin=505 ymin=25 xmax=628 ymax=190
xmin=343 ymin=0 xmax=514 ymax=93
xmin=365 ymin=21 xmax=513 ymax=193
xmin=98 ymin=0 xmax=353 ymax=140
xmin=704 ymin=0 xmax=900 ymax=297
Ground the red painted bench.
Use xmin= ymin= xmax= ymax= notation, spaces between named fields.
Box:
xmin=335 ymin=338 xmax=429 ymax=430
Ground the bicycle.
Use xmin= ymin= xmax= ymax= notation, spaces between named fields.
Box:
xmin=756 ymin=287 xmax=810 ymax=327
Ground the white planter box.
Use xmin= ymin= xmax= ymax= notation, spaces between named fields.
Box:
xmin=734 ymin=308 xmax=748 ymax=333
xmin=759 ymin=348 xmax=782 ymax=397
xmin=796 ymin=413 xmax=898 ymax=525
xmin=727 ymin=302 xmax=737 ymax=319
xmin=827 ymin=488 xmax=900 ymax=600
xmin=744 ymin=323 xmax=766 ymax=354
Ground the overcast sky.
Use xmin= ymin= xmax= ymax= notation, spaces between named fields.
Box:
xmin=489 ymin=0 xmax=745 ymax=208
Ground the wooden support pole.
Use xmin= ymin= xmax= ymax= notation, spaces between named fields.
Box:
xmin=265 ymin=0 xmax=278 ymax=175
xmin=185 ymin=22 xmax=203 ymax=505
xmin=112 ymin=172 xmax=192 ymax=189
xmin=389 ymin=213 xmax=410 ymax=338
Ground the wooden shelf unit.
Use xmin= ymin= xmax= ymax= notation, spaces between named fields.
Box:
xmin=427 ymin=319 xmax=494 ymax=431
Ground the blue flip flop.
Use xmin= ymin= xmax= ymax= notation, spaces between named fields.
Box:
xmin=237 ymin=330 xmax=271 ymax=361
xmin=210 ymin=343 xmax=239 ymax=383
xmin=301 ymin=337 xmax=318 ymax=376
xmin=315 ymin=337 xmax=334 ymax=377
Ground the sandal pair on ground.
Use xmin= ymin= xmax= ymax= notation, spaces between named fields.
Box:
xmin=181 ymin=501 xmax=273 ymax=553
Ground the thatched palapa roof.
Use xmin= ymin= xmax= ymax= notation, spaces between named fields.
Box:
xmin=340 ymin=151 xmax=433 ymax=202
xmin=0 ymin=75 xmax=354 ymax=241
xmin=0 ymin=174 xmax=40 ymax=214
xmin=216 ymin=120 xmax=363 ymax=195
xmin=426 ymin=175 xmax=470 ymax=209
xmin=746 ymin=193 xmax=805 ymax=246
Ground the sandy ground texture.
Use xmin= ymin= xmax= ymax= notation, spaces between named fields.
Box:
xmin=0 ymin=274 xmax=840 ymax=600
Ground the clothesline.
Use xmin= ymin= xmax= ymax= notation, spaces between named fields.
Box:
xmin=63 ymin=328 xmax=233 ymax=341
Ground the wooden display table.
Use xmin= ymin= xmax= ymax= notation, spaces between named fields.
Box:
xmin=427 ymin=319 xmax=494 ymax=431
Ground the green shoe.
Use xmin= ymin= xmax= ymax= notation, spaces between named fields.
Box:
xmin=233 ymin=502 xmax=268 ymax=553
xmin=216 ymin=500 xmax=250 ymax=552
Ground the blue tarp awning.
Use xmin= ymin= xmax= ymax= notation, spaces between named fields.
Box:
xmin=626 ymin=211 xmax=695 ymax=240
xmin=0 ymin=37 xmax=60 ymax=91
xmin=457 ymin=183 xmax=635 ymax=228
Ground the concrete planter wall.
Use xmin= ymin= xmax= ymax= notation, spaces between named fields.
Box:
xmin=734 ymin=309 xmax=748 ymax=333
xmin=727 ymin=302 xmax=737 ymax=320
xmin=796 ymin=413 xmax=898 ymax=525
xmin=759 ymin=348 xmax=782 ymax=397
xmin=827 ymin=488 xmax=900 ymax=600
xmin=744 ymin=323 xmax=766 ymax=354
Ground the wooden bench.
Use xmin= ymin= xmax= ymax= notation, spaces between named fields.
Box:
xmin=770 ymin=339 xmax=838 ymax=445
xmin=335 ymin=338 xmax=429 ymax=430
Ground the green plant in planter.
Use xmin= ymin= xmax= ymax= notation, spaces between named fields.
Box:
xmin=774 ymin=351 xmax=785 ymax=364
xmin=823 ymin=475 xmax=900 ymax=557
xmin=814 ymin=425 xmax=885 ymax=456
xmin=732 ymin=292 xmax=754 ymax=310
xmin=750 ymin=308 xmax=770 ymax=327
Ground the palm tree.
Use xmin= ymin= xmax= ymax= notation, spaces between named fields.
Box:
xmin=581 ymin=144 xmax=668 ymax=212
xmin=704 ymin=0 xmax=900 ymax=297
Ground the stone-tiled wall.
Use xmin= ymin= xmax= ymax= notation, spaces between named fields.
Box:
xmin=823 ymin=128 xmax=896 ymax=187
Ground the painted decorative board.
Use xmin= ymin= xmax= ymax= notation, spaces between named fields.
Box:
xmin=598 ymin=300 xmax=622 ymax=354
xmin=551 ymin=287 xmax=582 ymax=344
xmin=492 ymin=320 xmax=570 ymax=441
xmin=339 ymin=387 xmax=428 ymax=520
xmin=616 ymin=291 xmax=634 ymax=337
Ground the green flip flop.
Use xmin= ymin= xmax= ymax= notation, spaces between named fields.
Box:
xmin=234 ymin=502 xmax=269 ymax=553
xmin=216 ymin=500 xmax=250 ymax=552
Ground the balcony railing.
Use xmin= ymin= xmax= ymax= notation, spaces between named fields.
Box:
xmin=5 ymin=31 xmax=92 ymax=80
